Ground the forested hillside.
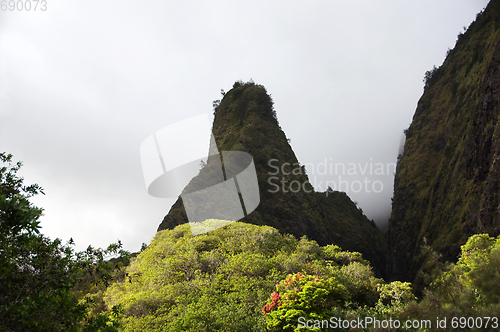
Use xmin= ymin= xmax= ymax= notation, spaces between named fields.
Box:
xmin=387 ymin=0 xmax=500 ymax=287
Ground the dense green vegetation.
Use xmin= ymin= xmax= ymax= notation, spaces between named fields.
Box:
xmin=101 ymin=221 xmax=499 ymax=331
xmin=103 ymin=221 xmax=409 ymax=331
xmin=388 ymin=0 xmax=500 ymax=285
xmin=262 ymin=233 xmax=500 ymax=331
xmin=404 ymin=234 xmax=500 ymax=326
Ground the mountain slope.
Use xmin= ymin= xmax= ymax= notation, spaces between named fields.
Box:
xmin=158 ymin=81 xmax=387 ymax=276
xmin=387 ymin=0 xmax=500 ymax=284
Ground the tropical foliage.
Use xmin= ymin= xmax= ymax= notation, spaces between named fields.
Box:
xmin=103 ymin=221 xmax=414 ymax=331
xmin=403 ymin=234 xmax=500 ymax=331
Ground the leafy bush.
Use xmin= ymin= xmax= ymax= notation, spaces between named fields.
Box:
xmin=262 ymin=272 xmax=348 ymax=331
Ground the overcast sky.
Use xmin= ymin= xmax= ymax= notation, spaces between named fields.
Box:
xmin=0 ymin=0 xmax=490 ymax=252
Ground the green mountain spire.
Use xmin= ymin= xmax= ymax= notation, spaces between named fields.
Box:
xmin=158 ymin=81 xmax=387 ymax=276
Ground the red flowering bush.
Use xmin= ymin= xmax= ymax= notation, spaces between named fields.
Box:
xmin=261 ymin=291 xmax=282 ymax=315
xmin=262 ymin=272 xmax=348 ymax=331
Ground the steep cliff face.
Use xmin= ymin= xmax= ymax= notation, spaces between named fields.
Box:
xmin=387 ymin=0 xmax=500 ymax=284
xmin=158 ymin=81 xmax=387 ymax=276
